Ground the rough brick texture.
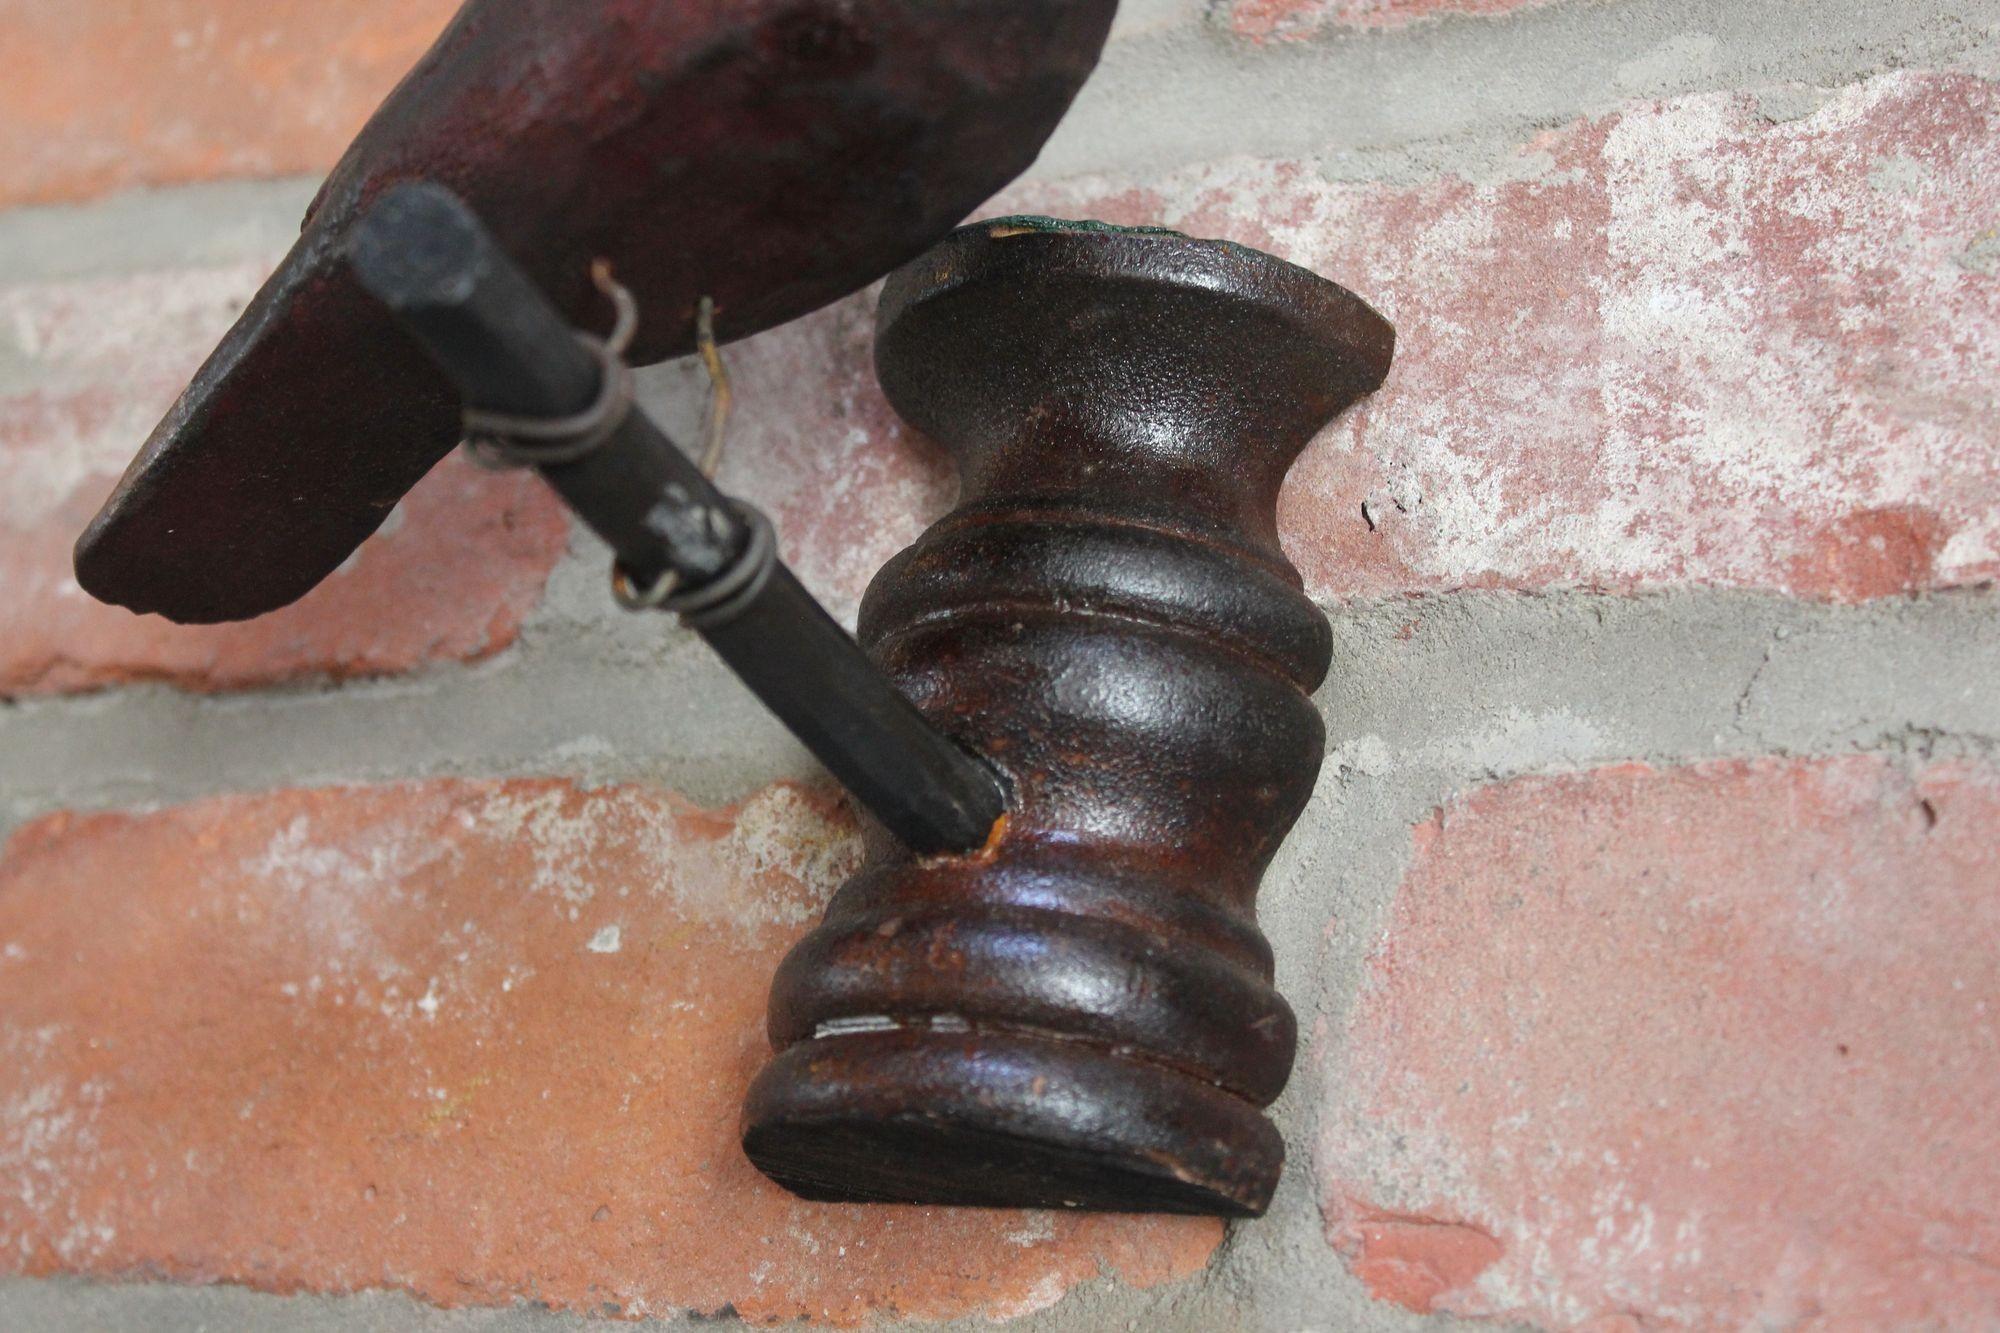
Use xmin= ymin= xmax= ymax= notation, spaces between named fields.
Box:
xmin=726 ymin=72 xmax=2000 ymax=611
xmin=0 ymin=780 xmax=1220 ymax=1323
xmin=1228 ymin=0 xmax=1560 ymax=40
xmin=0 ymin=258 xmax=568 ymax=697
xmin=728 ymin=74 xmax=2000 ymax=608
xmin=702 ymin=296 xmax=950 ymax=618
xmin=1318 ymin=756 xmax=2000 ymax=1329
xmin=0 ymin=0 xmax=457 ymax=208
xmin=1021 ymin=72 xmax=2000 ymax=603
xmin=15 ymin=56 xmax=1993 ymax=705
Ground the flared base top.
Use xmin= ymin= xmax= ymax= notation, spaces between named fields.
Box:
xmin=874 ymin=215 xmax=1395 ymax=474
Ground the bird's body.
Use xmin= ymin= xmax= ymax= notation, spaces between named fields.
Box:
xmin=77 ymin=0 xmax=1119 ymax=624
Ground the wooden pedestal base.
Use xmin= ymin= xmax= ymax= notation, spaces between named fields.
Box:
xmin=743 ymin=219 xmax=1394 ymax=1217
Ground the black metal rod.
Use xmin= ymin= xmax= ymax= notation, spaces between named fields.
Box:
xmin=349 ymin=181 xmax=1006 ymax=855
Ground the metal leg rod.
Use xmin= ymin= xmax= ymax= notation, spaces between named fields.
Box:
xmin=348 ymin=182 xmax=1006 ymax=856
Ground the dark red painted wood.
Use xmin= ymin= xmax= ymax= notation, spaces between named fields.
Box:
xmin=75 ymin=0 xmax=1118 ymax=625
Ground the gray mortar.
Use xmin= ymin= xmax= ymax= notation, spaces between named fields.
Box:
xmin=3 ymin=0 xmax=1999 ymax=1327
xmin=4 ymin=572 xmax=1995 ymax=838
xmin=0 ymin=177 xmax=321 ymax=285
xmin=1042 ymin=0 xmax=2000 ymax=183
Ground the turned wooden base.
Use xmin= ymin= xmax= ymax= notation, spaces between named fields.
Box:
xmin=742 ymin=218 xmax=1394 ymax=1216
xmin=746 ymin=1030 xmax=1283 ymax=1215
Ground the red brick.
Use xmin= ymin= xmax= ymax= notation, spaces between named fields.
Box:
xmin=1317 ymin=756 xmax=2000 ymax=1328
xmin=715 ymin=294 xmax=954 ymax=617
xmin=0 ymin=780 xmax=1221 ymax=1322
xmin=0 ymin=1 xmax=459 ymax=208
xmin=0 ymin=261 xmax=568 ymax=697
xmin=996 ymin=72 xmax=2000 ymax=602
xmin=1228 ymin=0 xmax=1560 ymax=40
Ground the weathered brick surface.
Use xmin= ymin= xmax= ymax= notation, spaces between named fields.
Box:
xmin=1228 ymin=0 xmax=1560 ymax=40
xmin=1016 ymin=71 xmax=2000 ymax=603
xmin=1317 ymin=756 xmax=2000 ymax=1328
xmin=723 ymin=73 xmax=2000 ymax=608
xmin=0 ymin=0 xmax=457 ymax=208
xmin=0 ymin=780 xmax=1220 ymax=1322
xmin=730 ymin=73 xmax=2000 ymax=610
xmin=0 ymin=260 xmax=568 ymax=697
xmin=11 ymin=54 xmax=1990 ymax=705
xmin=702 ymin=295 xmax=952 ymax=618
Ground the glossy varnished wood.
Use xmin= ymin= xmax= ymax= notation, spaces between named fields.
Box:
xmin=743 ymin=219 xmax=1395 ymax=1216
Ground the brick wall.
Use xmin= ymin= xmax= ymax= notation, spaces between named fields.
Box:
xmin=2 ymin=1 xmax=1996 ymax=1329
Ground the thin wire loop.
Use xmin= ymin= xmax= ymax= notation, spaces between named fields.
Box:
xmin=459 ymin=262 xmax=639 ymax=470
xmin=694 ymin=295 xmax=732 ymax=478
xmin=607 ymin=293 xmax=738 ymax=613
xmin=454 ymin=262 xmax=740 ymax=616
xmin=611 ymin=502 xmax=776 ymax=626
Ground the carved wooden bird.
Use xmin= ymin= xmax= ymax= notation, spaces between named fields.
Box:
xmin=74 ymin=0 xmax=1119 ymax=624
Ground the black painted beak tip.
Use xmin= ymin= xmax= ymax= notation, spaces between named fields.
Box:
xmin=347 ymin=181 xmax=486 ymax=315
